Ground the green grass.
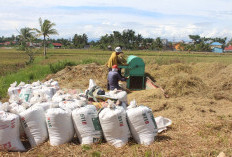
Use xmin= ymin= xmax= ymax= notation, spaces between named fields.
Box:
xmin=0 ymin=63 xmax=51 ymax=99
xmin=49 ymin=60 xmax=77 ymax=73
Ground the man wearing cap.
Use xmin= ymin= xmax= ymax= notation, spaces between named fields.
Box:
xmin=107 ymin=65 xmax=127 ymax=90
xmin=106 ymin=46 xmax=125 ymax=71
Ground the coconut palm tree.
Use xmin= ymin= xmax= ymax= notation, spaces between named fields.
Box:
xmin=34 ymin=18 xmax=58 ymax=57
xmin=17 ymin=27 xmax=37 ymax=64
xmin=18 ymin=27 xmax=34 ymax=46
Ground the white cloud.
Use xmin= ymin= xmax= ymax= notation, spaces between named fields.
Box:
xmin=1 ymin=0 xmax=232 ymax=40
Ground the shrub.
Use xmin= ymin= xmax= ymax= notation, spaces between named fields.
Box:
xmin=49 ymin=60 xmax=76 ymax=73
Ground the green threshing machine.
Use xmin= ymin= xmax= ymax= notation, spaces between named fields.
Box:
xmin=119 ymin=55 xmax=145 ymax=90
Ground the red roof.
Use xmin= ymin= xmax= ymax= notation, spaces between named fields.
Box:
xmin=52 ymin=43 xmax=62 ymax=47
xmin=224 ymin=45 xmax=232 ymax=50
xmin=4 ymin=41 xmax=11 ymax=45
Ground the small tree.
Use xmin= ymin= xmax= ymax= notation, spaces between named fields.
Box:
xmin=34 ymin=18 xmax=58 ymax=57
xmin=17 ymin=27 xmax=39 ymax=64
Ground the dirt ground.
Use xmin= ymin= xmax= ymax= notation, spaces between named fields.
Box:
xmin=1 ymin=62 xmax=232 ymax=156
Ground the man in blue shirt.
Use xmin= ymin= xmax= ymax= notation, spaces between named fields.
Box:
xmin=107 ymin=65 xmax=127 ymax=90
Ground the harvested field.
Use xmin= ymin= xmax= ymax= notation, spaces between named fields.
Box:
xmin=1 ymin=62 xmax=232 ymax=156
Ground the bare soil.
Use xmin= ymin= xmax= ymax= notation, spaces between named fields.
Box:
xmin=1 ymin=62 xmax=232 ymax=157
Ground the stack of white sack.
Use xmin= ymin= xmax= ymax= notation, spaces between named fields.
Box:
xmin=127 ymin=100 xmax=158 ymax=145
xmin=99 ymin=100 xmax=130 ymax=148
xmin=0 ymin=111 xmax=25 ymax=151
xmin=29 ymin=80 xmax=59 ymax=104
xmin=19 ymin=106 xmax=48 ymax=147
xmin=8 ymin=80 xmax=59 ymax=105
xmin=72 ymin=105 xmax=103 ymax=145
xmin=45 ymin=108 xmax=74 ymax=146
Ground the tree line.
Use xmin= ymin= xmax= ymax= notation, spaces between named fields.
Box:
xmin=1 ymin=18 xmax=232 ymax=54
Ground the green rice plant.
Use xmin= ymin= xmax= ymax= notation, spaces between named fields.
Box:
xmin=49 ymin=60 xmax=77 ymax=73
xmin=80 ymin=58 xmax=104 ymax=65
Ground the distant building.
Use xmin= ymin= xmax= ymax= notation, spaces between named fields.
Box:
xmin=52 ymin=43 xmax=62 ymax=48
xmin=210 ymin=42 xmax=223 ymax=53
xmin=4 ymin=41 xmax=11 ymax=46
xmin=224 ymin=45 xmax=232 ymax=52
xmin=173 ymin=42 xmax=184 ymax=51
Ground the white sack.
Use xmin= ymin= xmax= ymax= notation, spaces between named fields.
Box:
xmin=127 ymin=104 xmax=158 ymax=145
xmin=155 ymin=116 xmax=172 ymax=133
xmin=88 ymin=79 xmax=96 ymax=90
xmin=33 ymin=102 xmax=53 ymax=112
xmin=72 ymin=105 xmax=102 ymax=145
xmin=30 ymin=91 xmax=47 ymax=104
xmin=0 ymin=111 xmax=25 ymax=151
xmin=41 ymin=86 xmax=56 ymax=99
xmin=99 ymin=102 xmax=130 ymax=147
xmin=46 ymin=108 xmax=74 ymax=146
xmin=52 ymin=90 xmax=72 ymax=103
xmin=20 ymin=106 xmax=48 ymax=147
xmin=44 ymin=79 xmax=59 ymax=91
xmin=31 ymin=80 xmax=42 ymax=87
xmin=9 ymin=103 xmax=26 ymax=114
xmin=8 ymin=82 xmax=21 ymax=98
xmin=19 ymin=87 xmax=33 ymax=102
xmin=59 ymin=99 xmax=87 ymax=111
xmin=108 ymin=90 xmax=128 ymax=103
xmin=0 ymin=102 xmax=10 ymax=112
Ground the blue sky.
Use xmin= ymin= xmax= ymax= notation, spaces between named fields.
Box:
xmin=1 ymin=0 xmax=232 ymax=41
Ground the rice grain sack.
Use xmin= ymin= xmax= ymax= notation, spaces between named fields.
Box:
xmin=19 ymin=88 xmax=33 ymax=102
xmin=20 ymin=107 xmax=48 ymax=147
xmin=8 ymin=82 xmax=21 ymax=98
xmin=99 ymin=103 xmax=130 ymax=147
xmin=109 ymin=90 xmax=128 ymax=103
xmin=59 ymin=99 xmax=87 ymax=111
xmin=9 ymin=103 xmax=26 ymax=115
xmin=0 ymin=111 xmax=25 ymax=151
xmin=72 ymin=105 xmax=102 ymax=144
xmin=46 ymin=108 xmax=74 ymax=146
xmin=127 ymin=103 xmax=158 ymax=145
xmin=33 ymin=102 xmax=53 ymax=112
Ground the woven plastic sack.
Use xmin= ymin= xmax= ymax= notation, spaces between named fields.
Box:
xmin=72 ymin=105 xmax=103 ymax=144
xmin=155 ymin=116 xmax=172 ymax=133
xmin=19 ymin=87 xmax=33 ymax=102
xmin=0 ymin=111 xmax=25 ymax=151
xmin=127 ymin=100 xmax=158 ymax=145
xmin=45 ymin=108 xmax=74 ymax=146
xmin=99 ymin=101 xmax=130 ymax=147
xmin=108 ymin=90 xmax=128 ymax=103
xmin=20 ymin=106 xmax=48 ymax=147
xmin=32 ymin=102 xmax=53 ymax=112
xmin=59 ymin=99 xmax=87 ymax=111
